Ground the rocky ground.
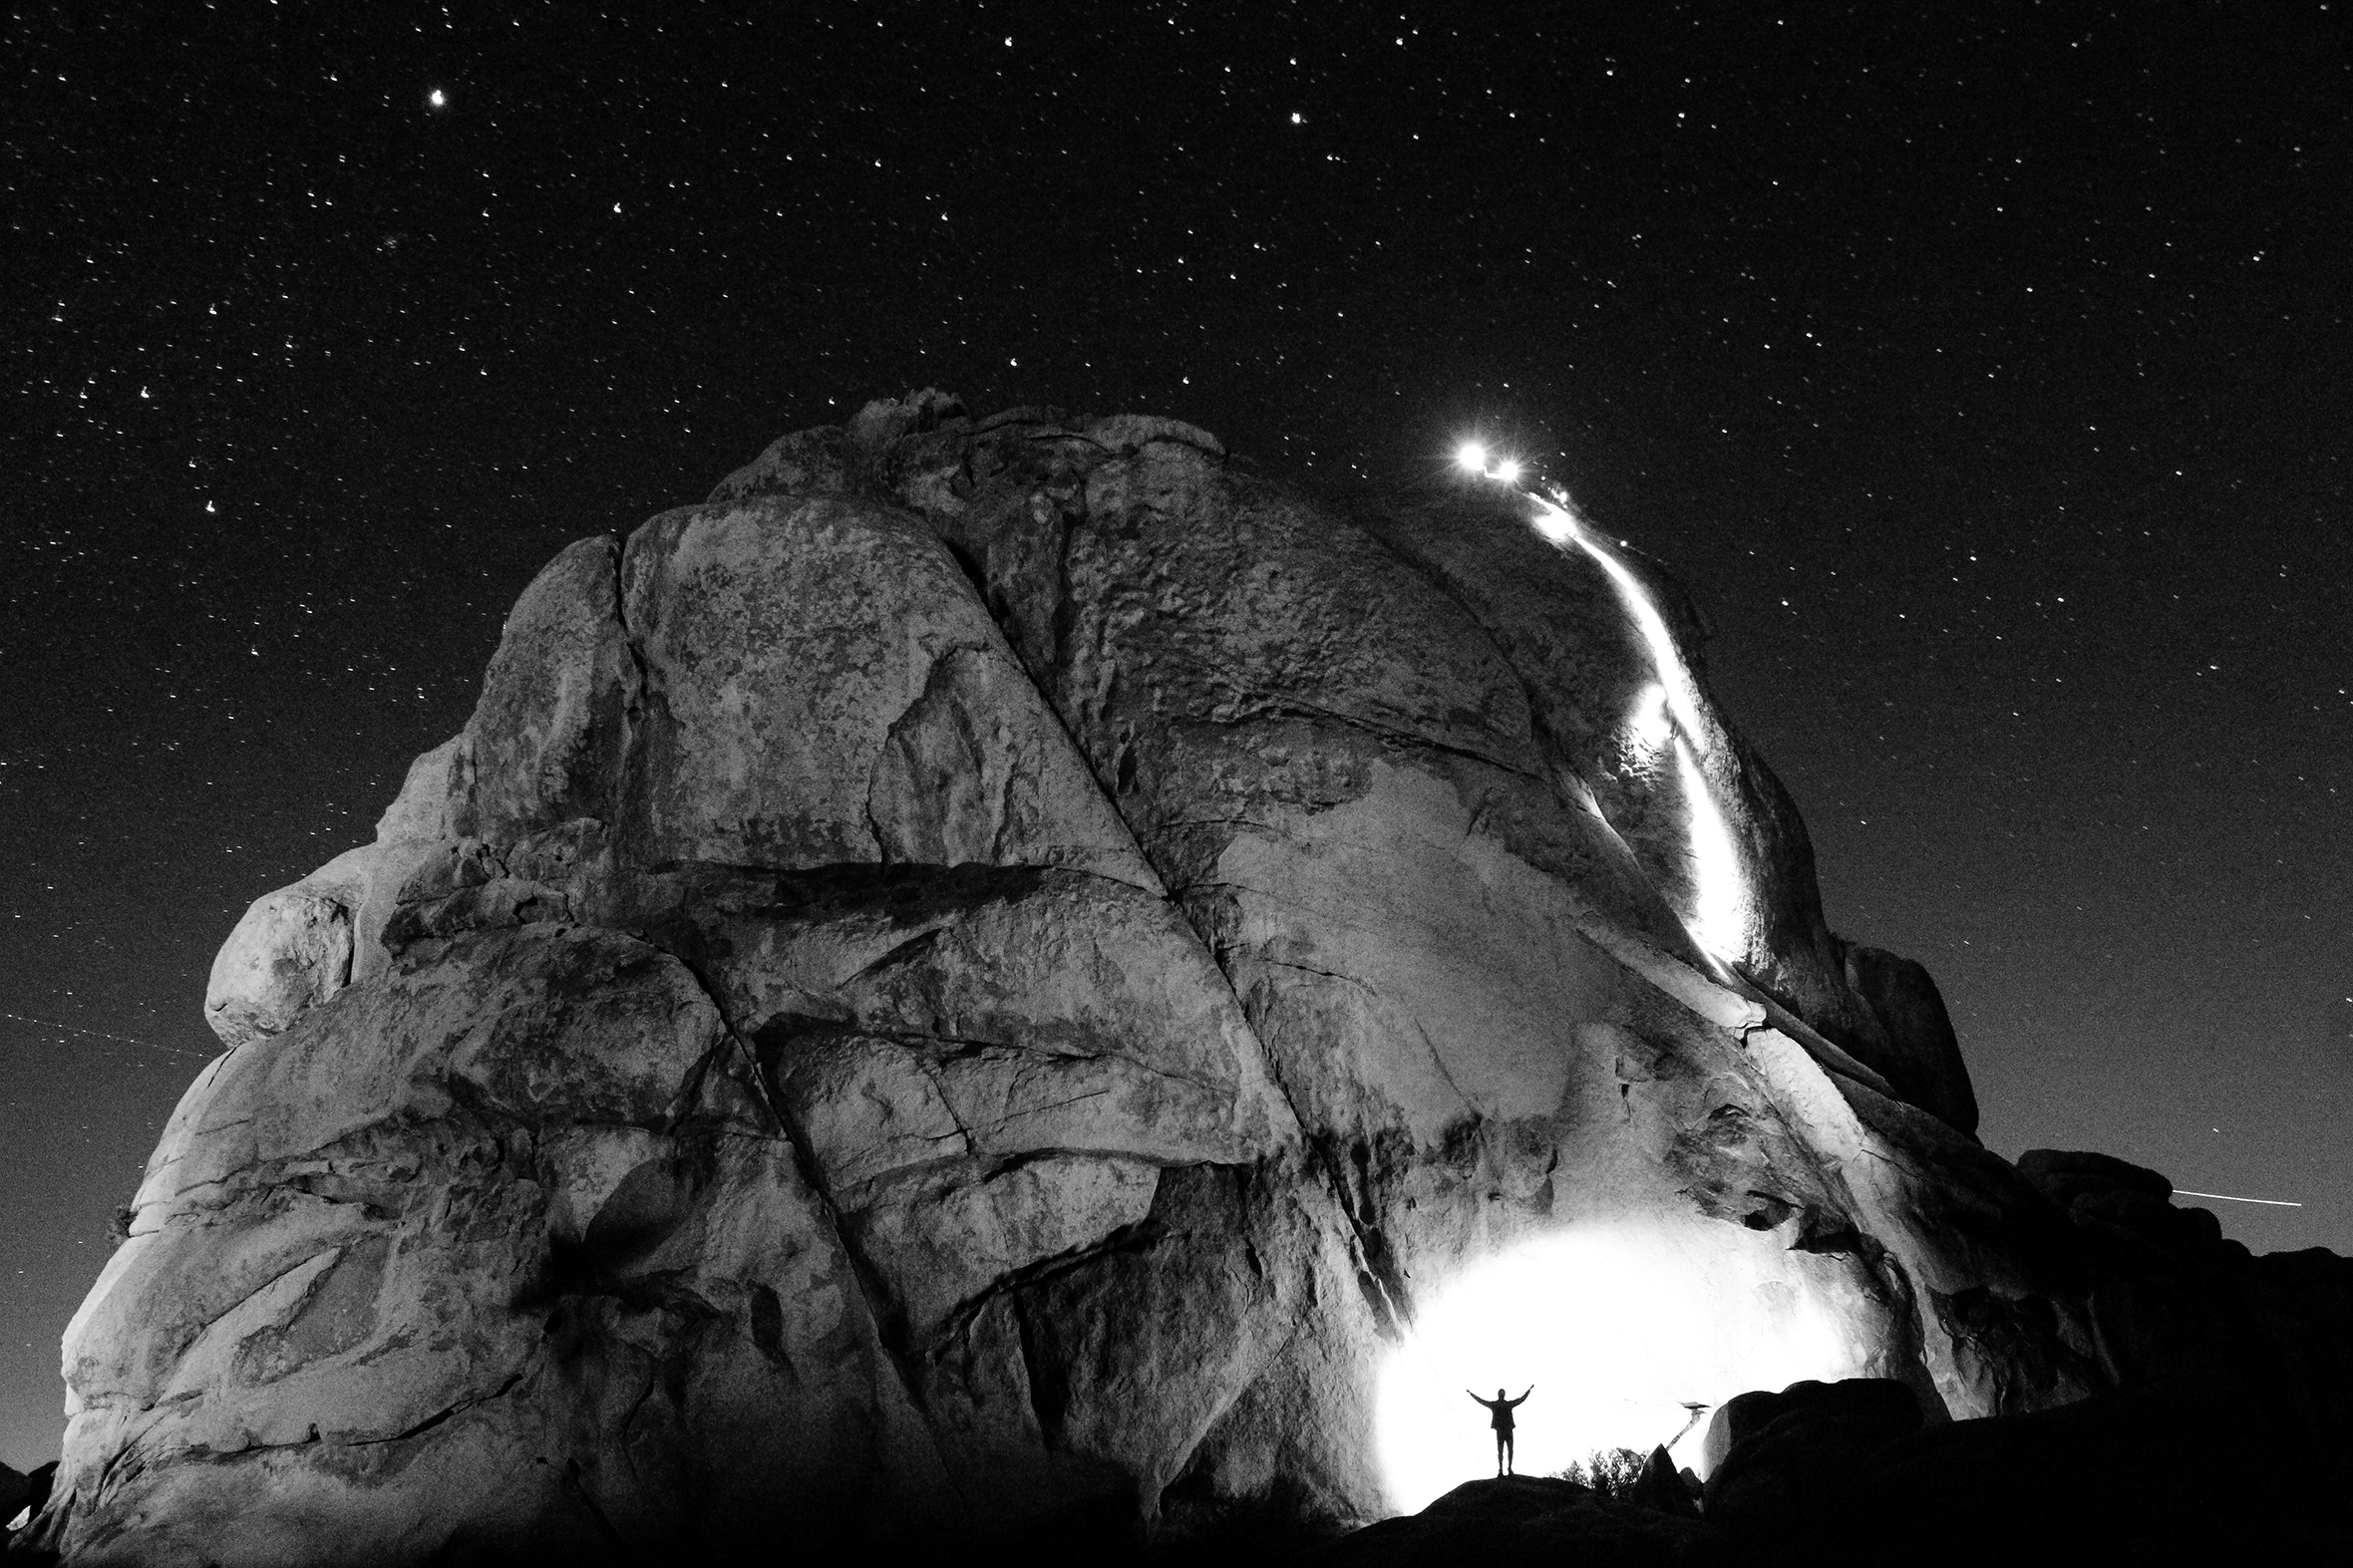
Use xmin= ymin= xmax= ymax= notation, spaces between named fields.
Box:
xmin=1308 ymin=1372 xmax=2342 ymax=1567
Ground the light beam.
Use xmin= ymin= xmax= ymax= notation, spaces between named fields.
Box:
xmin=1627 ymin=682 xmax=1672 ymax=754
xmin=1672 ymin=736 xmax=1751 ymax=961
xmin=1374 ymin=1217 xmax=1873 ymax=1512
xmin=1526 ymin=491 xmax=1755 ymax=966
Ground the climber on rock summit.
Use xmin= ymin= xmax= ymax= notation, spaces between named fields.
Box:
xmin=1467 ymin=1386 xmax=1533 ymax=1476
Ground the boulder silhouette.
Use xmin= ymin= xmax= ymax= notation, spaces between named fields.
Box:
xmin=1622 ymin=1445 xmax=1700 ymax=1519
xmin=1301 ymin=1474 xmax=1710 ymax=1568
xmin=28 ymin=396 xmax=2352 ymax=1563
xmin=1700 ymin=1378 xmax=1923 ymax=1537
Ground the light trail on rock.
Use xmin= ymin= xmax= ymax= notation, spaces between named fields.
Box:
xmin=1455 ymin=442 xmax=1756 ymax=968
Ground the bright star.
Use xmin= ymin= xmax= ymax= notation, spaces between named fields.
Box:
xmin=1494 ymin=459 xmax=1522 ymax=483
xmin=428 ymin=89 xmax=448 ymax=109
xmin=1455 ymin=442 xmax=1489 ymax=472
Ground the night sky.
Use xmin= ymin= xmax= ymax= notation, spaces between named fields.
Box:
xmin=4 ymin=1 xmax=2347 ymax=1469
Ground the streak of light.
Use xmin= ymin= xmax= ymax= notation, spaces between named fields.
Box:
xmin=1535 ymin=494 xmax=1710 ymax=743
xmin=1527 ymin=491 xmax=1753 ymax=964
xmin=1628 ymin=682 xmax=1672 ymax=753
xmin=1672 ymin=735 xmax=1751 ymax=961
xmin=0 ymin=1010 xmax=214 ymax=1060
xmin=1453 ymin=446 xmax=1758 ymax=965
xmin=2174 ymin=1189 xmax=2303 ymax=1208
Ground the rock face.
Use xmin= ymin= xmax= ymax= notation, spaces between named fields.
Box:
xmin=32 ymin=394 xmax=2351 ymax=1563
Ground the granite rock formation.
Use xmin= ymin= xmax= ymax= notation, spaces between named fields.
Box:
xmin=28 ymin=393 xmax=2348 ymax=1563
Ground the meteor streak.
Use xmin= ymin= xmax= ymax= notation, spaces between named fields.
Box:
xmin=2174 ymin=1189 xmax=2303 ymax=1208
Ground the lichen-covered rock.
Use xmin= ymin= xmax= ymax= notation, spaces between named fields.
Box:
xmin=35 ymin=395 xmax=2350 ymax=1564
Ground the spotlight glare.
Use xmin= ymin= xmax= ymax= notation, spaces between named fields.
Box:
xmin=1495 ymin=459 xmax=1523 ymax=483
xmin=1628 ymin=683 xmax=1672 ymax=752
xmin=1455 ymin=441 xmax=1489 ymax=473
xmin=1374 ymin=1218 xmax=1872 ymax=1513
xmin=1530 ymin=497 xmax=1576 ymax=543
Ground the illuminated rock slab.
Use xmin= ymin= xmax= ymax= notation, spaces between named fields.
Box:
xmin=30 ymin=394 xmax=2329 ymax=1563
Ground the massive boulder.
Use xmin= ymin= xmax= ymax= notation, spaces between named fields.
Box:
xmin=30 ymin=394 xmax=2344 ymax=1563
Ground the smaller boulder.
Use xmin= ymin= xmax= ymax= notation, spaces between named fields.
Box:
xmin=2014 ymin=1148 xmax=2172 ymax=1209
xmin=1701 ymin=1378 xmax=1923 ymax=1538
xmin=1622 ymin=1444 xmax=1700 ymax=1519
xmin=1699 ymin=1377 xmax=1921 ymax=1476
xmin=5 ymin=1459 xmax=56 ymax=1533
xmin=2071 ymin=1187 xmax=2224 ymax=1265
xmin=201 ymin=888 xmax=352 ymax=1048
xmin=1842 ymin=942 xmax=1980 ymax=1134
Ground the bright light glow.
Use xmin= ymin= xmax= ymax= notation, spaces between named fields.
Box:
xmin=1628 ymin=682 xmax=1672 ymax=753
xmin=1567 ymin=528 xmax=1709 ymax=744
xmin=1456 ymin=442 xmax=1490 ymax=472
xmin=1494 ymin=459 xmax=1523 ymax=483
xmin=1531 ymin=494 xmax=1576 ymax=543
xmin=1375 ymin=1218 xmax=1870 ymax=1513
xmin=428 ymin=89 xmax=447 ymax=108
xmin=1674 ymin=736 xmax=1751 ymax=960
xmin=1525 ymin=491 xmax=1756 ymax=964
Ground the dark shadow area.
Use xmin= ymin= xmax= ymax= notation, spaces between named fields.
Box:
xmin=1304 ymin=1373 xmax=2341 ymax=1568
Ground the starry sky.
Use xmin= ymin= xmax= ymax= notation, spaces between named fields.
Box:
xmin=3 ymin=1 xmax=2346 ymax=1468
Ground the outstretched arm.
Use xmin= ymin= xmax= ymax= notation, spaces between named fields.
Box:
xmin=1510 ymin=1387 xmax=1533 ymax=1406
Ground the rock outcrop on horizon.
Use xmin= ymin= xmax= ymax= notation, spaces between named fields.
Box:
xmin=26 ymin=393 xmax=2352 ymax=1564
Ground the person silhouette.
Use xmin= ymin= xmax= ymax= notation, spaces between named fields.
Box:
xmin=1467 ymin=1386 xmax=1532 ymax=1475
